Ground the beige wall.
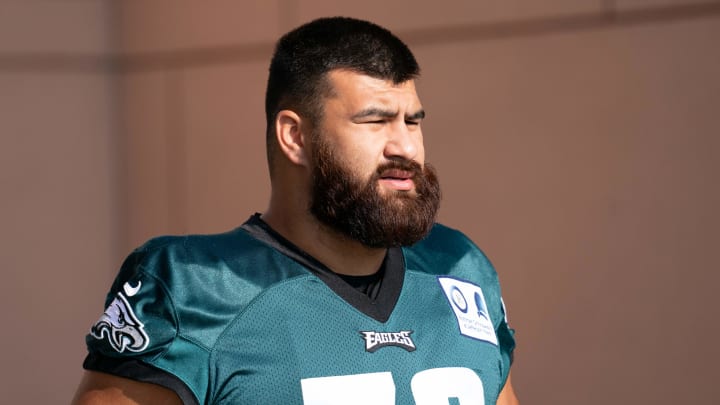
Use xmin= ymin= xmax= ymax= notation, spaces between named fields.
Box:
xmin=2 ymin=1 xmax=719 ymax=403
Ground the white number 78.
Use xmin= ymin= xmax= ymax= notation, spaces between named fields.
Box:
xmin=301 ymin=367 xmax=484 ymax=404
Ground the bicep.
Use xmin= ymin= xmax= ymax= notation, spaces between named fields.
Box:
xmin=72 ymin=370 xmax=183 ymax=405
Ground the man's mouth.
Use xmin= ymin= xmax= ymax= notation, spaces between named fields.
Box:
xmin=379 ymin=169 xmax=415 ymax=191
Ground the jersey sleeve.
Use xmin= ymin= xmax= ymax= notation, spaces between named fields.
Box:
xmin=83 ymin=239 xmax=205 ymax=405
xmin=495 ymin=297 xmax=516 ymax=386
xmin=469 ymin=236 xmax=516 ymax=386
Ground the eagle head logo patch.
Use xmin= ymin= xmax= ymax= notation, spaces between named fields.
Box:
xmin=90 ymin=282 xmax=149 ymax=353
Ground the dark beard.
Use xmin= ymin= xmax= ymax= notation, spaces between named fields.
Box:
xmin=310 ymin=139 xmax=441 ymax=248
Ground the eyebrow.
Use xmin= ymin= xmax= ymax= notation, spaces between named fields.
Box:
xmin=406 ymin=109 xmax=426 ymax=121
xmin=351 ymin=108 xmax=426 ymax=121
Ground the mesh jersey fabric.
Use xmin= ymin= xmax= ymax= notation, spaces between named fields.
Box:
xmin=83 ymin=214 xmax=515 ymax=404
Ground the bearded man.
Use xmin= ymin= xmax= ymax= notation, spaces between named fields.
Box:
xmin=73 ymin=17 xmax=518 ymax=405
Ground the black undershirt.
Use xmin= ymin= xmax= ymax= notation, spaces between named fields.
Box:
xmin=336 ymin=260 xmax=386 ymax=300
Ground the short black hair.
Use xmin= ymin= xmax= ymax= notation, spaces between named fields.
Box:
xmin=265 ymin=17 xmax=420 ymax=170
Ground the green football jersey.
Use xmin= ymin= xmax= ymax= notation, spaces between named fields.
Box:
xmin=85 ymin=214 xmax=515 ymax=404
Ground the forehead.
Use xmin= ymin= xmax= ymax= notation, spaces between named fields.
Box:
xmin=323 ymin=70 xmax=422 ymax=112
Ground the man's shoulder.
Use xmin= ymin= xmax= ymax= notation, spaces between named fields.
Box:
xmin=130 ymin=226 xmax=273 ymax=276
xmin=408 ymin=222 xmax=483 ymax=256
xmin=118 ymin=226 xmax=310 ymax=303
xmin=425 ymin=222 xmax=473 ymax=241
xmin=402 ymin=223 xmax=496 ymax=277
xmin=134 ymin=226 xmax=253 ymax=259
xmin=88 ymin=225 xmax=310 ymax=359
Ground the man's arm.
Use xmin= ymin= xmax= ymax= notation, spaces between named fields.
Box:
xmin=71 ymin=370 xmax=183 ymax=405
xmin=496 ymin=371 xmax=520 ymax=405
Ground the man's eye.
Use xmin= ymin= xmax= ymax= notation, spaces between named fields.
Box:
xmin=406 ymin=120 xmax=420 ymax=126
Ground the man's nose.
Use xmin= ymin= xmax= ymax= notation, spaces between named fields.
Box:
xmin=384 ymin=121 xmax=420 ymax=161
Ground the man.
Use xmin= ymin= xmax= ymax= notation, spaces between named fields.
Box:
xmin=73 ymin=17 xmax=518 ymax=405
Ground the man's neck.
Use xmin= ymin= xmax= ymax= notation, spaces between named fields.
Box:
xmin=260 ymin=209 xmax=387 ymax=277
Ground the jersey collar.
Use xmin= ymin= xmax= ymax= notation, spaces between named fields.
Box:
xmin=240 ymin=213 xmax=404 ymax=323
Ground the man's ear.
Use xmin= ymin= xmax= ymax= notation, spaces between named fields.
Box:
xmin=275 ymin=110 xmax=310 ymax=167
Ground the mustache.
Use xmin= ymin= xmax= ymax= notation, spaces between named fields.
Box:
xmin=374 ymin=159 xmax=424 ymax=177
